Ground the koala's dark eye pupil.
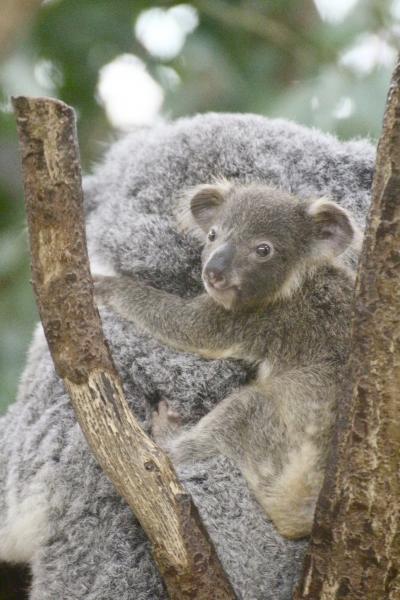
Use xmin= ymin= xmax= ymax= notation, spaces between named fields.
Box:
xmin=256 ymin=243 xmax=271 ymax=257
xmin=208 ymin=229 xmax=216 ymax=241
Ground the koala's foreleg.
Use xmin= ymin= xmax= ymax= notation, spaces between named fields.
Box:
xmin=94 ymin=275 xmax=248 ymax=359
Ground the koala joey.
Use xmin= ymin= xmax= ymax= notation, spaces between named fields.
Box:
xmin=94 ymin=181 xmax=359 ymax=539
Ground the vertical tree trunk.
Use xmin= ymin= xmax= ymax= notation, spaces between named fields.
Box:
xmin=13 ymin=95 xmax=237 ymax=600
xmin=294 ymin=56 xmax=400 ymax=600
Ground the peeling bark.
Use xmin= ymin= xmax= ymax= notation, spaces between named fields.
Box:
xmin=13 ymin=96 xmax=237 ymax=600
xmin=294 ymin=56 xmax=400 ymax=600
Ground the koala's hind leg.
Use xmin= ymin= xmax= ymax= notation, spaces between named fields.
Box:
xmin=151 ymin=387 xmax=264 ymax=466
xmin=151 ymin=390 xmax=324 ymax=540
xmin=244 ymin=440 xmax=324 ymax=539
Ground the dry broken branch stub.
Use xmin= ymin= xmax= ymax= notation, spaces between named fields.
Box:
xmin=294 ymin=56 xmax=400 ymax=600
xmin=13 ymin=95 xmax=237 ymax=600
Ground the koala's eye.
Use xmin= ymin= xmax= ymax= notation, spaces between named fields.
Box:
xmin=208 ymin=228 xmax=217 ymax=242
xmin=255 ymin=243 xmax=272 ymax=257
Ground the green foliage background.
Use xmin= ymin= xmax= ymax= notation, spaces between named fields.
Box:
xmin=0 ymin=0 xmax=397 ymax=412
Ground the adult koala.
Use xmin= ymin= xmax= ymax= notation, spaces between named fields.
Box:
xmin=0 ymin=114 xmax=374 ymax=599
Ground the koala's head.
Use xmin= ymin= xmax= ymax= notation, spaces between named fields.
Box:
xmin=181 ymin=181 xmax=358 ymax=310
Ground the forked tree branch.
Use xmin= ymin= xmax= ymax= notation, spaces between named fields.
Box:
xmin=13 ymin=95 xmax=237 ymax=600
xmin=294 ymin=56 xmax=400 ymax=600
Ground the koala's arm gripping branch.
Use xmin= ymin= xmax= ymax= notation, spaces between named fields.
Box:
xmin=294 ymin=56 xmax=400 ymax=600
xmin=13 ymin=96 xmax=237 ymax=600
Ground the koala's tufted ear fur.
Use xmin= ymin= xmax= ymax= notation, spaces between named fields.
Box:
xmin=190 ymin=185 xmax=227 ymax=232
xmin=175 ymin=181 xmax=231 ymax=241
xmin=307 ymin=198 xmax=358 ymax=257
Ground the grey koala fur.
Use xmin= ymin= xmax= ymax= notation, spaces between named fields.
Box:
xmin=0 ymin=113 xmax=375 ymax=599
xmin=95 ymin=182 xmax=358 ymax=539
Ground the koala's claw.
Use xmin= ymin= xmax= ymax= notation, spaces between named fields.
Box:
xmin=92 ymin=275 xmax=115 ymax=303
xmin=152 ymin=400 xmax=182 ymax=444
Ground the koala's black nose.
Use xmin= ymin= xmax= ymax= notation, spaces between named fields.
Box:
xmin=204 ymin=243 xmax=234 ymax=289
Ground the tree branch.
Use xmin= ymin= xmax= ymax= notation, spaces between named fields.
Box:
xmin=294 ymin=55 xmax=400 ymax=600
xmin=0 ymin=0 xmax=42 ymax=59
xmin=13 ymin=95 xmax=237 ymax=600
xmin=191 ymin=0 xmax=332 ymax=62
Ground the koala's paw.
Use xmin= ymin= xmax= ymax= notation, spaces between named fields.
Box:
xmin=93 ymin=274 xmax=132 ymax=308
xmin=152 ymin=400 xmax=182 ymax=446
xmin=92 ymin=274 xmax=116 ymax=302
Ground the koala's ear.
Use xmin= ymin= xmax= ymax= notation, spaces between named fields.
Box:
xmin=190 ymin=185 xmax=226 ymax=232
xmin=307 ymin=199 xmax=356 ymax=257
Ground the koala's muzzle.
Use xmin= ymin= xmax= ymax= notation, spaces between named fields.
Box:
xmin=203 ymin=243 xmax=235 ymax=290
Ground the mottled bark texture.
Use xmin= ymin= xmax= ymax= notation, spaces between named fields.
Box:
xmin=12 ymin=96 xmax=237 ymax=600
xmin=294 ymin=57 xmax=400 ymax=600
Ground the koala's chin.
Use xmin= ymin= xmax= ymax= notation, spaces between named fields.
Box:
xmin=203 ymin=281 xmax=239 ymax=311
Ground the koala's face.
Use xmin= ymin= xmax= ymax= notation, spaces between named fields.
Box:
xmin=187 ymin=183 xmax=356 ymax=310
